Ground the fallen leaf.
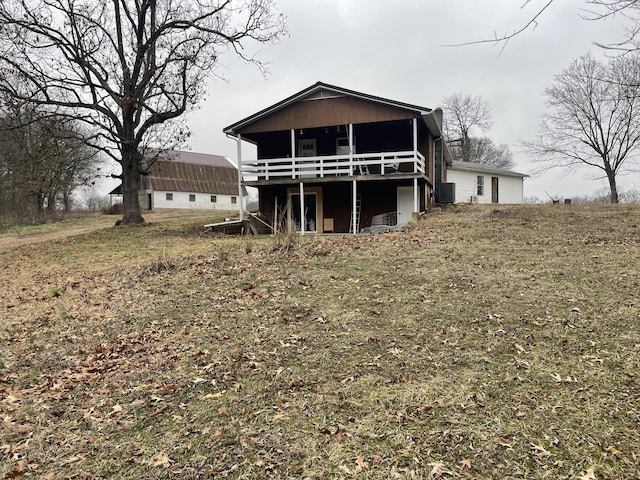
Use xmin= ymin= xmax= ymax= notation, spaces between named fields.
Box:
xmin=460 ymin=458 xmax=472 ymax=471
xmin=531 ymin=443 xmax=551 ymax=458
xmin=4 ymin=469 xmax=24 ymax=479
xmin=355 ymin=455 xmax=368 ymax=472
xmin=151 ymin=452 xmax=171 ymax=467
xmin=579 ymin=467 xmax=596 ymax=480
xmin=604 ymin=445 xmax=622 ymax=458
xmin=496 ymin=438 xmax=512 ymax=448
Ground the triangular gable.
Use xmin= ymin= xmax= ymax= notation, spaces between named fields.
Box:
xmin=223 ymin=81 xmax=432 ymax=136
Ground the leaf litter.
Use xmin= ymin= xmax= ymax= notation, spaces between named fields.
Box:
xmin=0 ymin=204 xmax=639 ymax=478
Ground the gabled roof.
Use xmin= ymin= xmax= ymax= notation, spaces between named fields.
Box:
xmin=109 ymin=150 xmax=246 ymax=196
xmin=449 ymin=161 xmax=529 ymax=178
xmin=149 ymin=151 xmax=244 ymax=195
xmin=154 ymin=150 xmax=235 ymax=169
xmin=223 ymin=81 xmax=435 ymax=135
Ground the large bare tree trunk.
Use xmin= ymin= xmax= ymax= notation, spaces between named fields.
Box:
xmin=120 ymin=148 xmax=144 ymax=225
xmin=608 ymin=173 xmax=619 ymax=204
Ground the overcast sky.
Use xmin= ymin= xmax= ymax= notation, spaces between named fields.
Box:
xmin=177 ymin=0 xmax=640 ymax=201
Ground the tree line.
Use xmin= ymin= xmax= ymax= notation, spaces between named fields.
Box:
xmin=0 ymin=0 xmax=286 ymax=226
xmin=0 ymin=98 xmax=99 ymax=224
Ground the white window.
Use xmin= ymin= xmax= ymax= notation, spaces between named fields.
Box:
xmin=166 ymin=193 xmax=173 ymax=201
xmin=477 ymin=176 xmax=484 ymax=196
xmin=231 ymin=196 xmax=237 ymax=204
xmin=210 ymin=195 xmax=217 ymax=203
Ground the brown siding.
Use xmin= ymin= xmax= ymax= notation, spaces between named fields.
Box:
xmin=238 ymin=96 xmax=419 ymax=134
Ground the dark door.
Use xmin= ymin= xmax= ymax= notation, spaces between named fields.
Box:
xmin=491 ymin=177 xmax=499 ymax=203
xmin=147 ymin=193 xmax=152 ymax=211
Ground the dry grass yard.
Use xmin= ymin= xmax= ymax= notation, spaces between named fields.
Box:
xmin=0 ymin=205 xmax=639 ymax=479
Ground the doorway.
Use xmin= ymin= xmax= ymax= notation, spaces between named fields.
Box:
xmin=396 ymin=186 xmax=414 ymax=227
xmin=289 ymin=193 xmax=318 ymax=233
xmin=298 ymin=138 xmax=317 ymax=177
xmin=491 ymin=177 xmax=499 ymax=203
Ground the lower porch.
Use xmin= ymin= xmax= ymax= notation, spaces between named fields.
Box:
xmin=257 ymin=178 xmax=430 ymax=234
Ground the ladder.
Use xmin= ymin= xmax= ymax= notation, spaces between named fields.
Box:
xmin=351 ymin=194 xmax=362 ymax=233
xmin=358 ymin=164 xmax=370 ymax=175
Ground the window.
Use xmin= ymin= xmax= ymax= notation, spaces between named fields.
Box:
xmin=189 ymin=194 xmax=196 ymax=202
xmin=231 ymin=196 xmax=237 ymax=204
xmin=477 ymin=176 xmax=484 ymax=196
xmin=166 ymin=193 xmax=173 ymax=201
xmin=210 ymin=195 xmax=217 ymax=203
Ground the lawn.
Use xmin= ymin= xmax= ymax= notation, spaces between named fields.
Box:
xmin=0 ymin=204 xmax=639 ymax=479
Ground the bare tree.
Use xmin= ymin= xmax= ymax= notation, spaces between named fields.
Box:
xmin=0 ymin=0 xmax=287 ymax=225
xmin=467 ymin=137 xmax=515 ymax=169
xmin=0 ymin=100 xmax=99 ymax=223
xmin=449 ymin=1 xmax=640 ymax=52
xmin=442 ymin=92 xmax=493 ymax=163
xmin=523 ymin=52 xmax=640 ymax=203
xmin=446 ymin=136 xmax=515 ymax=168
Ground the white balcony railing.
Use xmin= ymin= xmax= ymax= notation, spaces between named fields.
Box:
xmin=242 ymin=150 xmax=425 ymax=180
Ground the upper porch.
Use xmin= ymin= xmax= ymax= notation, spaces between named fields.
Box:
xmin=242 ymin=149 xmax=426 ymax=185
xmin=235 ymin=116 xmax=433 ymax=185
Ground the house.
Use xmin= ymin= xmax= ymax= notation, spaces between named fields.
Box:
xmin=110 ymin=150 xmax=248 ymax=211
xmin=223 ymin=82 xmax=452 ymax=234
xmin=446 ymin=161 xmax=528 ymax=204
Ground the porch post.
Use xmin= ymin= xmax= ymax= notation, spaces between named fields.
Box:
xmin=236 ymin=134 xmax=244 ymax=222
xmin=352 ymin=179 xmax=357 ymax=234
xmin=412 ymin=118 xmax=418 ymax=173
xmin=291 ymin=129 xmax=296 ymax=179
xmin=413 ymin=177 xmax=419 ymax=214
xmin=299 ymin=182 xmax=305 ymax=235
xmin=349 ymin=124 xmax=354 ymax=175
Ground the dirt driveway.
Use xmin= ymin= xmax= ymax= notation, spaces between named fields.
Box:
xmin=0 ymin=219 xmax=116 ymax=253
xmin=0 ymin=210 xmax=222 ymax=253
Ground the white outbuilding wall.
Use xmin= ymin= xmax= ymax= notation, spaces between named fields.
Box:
xmin=447 ymin=162 xmax=527 ymax=204
xmin=151 ymin=191 xmax=245 ymax=210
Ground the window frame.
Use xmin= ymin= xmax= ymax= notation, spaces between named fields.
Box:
xmin=166 ymin=192 xmax=173 ymax=201
xmin=477 ymin=176 xmax=485 ymax=196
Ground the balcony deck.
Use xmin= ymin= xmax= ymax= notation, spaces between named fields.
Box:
xmin=242 ymin=150 xmax=426 ymax=184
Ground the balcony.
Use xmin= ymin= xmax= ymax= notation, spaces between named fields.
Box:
xmin=241 ymin=150 xmax=426 ymax=182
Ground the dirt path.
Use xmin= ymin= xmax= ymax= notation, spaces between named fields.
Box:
xmin=0 ymin=210 xmax=222 ymax=253
xmin=0 ymin=220 xmax=116 ymax=253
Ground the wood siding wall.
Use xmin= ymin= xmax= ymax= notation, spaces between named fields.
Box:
xmin=237 ymin=96 xmax=419 ymax=135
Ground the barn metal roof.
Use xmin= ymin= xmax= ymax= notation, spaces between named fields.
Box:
xmin=109 ymin=150 xmax=246 ymax=196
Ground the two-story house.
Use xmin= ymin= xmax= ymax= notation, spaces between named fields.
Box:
xmin=224 ymin=82 xmax=452 ymax=234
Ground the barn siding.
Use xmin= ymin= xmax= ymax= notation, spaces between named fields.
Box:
xmin=151 ymin=191 xmax=245 ymax=210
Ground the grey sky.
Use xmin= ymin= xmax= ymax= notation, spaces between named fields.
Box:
xmin=180 ymin=0 xmax=638 ymax=201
